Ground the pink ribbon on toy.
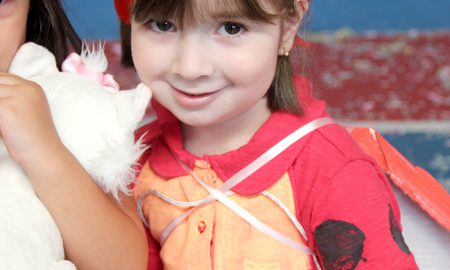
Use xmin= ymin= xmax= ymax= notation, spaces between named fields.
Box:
xmin=62 ymin=53 xmax=119 ymax=93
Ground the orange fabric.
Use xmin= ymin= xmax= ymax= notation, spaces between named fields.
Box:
xmin=135 ymin=160 xmax=311 ymax=270
xmin=349 ymin=127 xmax=450 ymax=230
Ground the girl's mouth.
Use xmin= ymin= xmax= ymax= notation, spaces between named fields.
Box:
xmin=172 ymin=87 xmax=221 ymax=108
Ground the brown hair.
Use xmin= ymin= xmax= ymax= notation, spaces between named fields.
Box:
xmin=124 ymin=0 xmax=306 ymax=115
xmin=26 ymin=0 xmax=82 ymax=69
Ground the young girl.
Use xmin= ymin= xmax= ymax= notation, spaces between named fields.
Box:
xmin=115 ymin=0 xmax=419 ymax=269
xmin=0 ymin=1 xmax=147 ymax=269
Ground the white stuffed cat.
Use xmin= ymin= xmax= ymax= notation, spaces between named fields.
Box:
xmin=0 ymin=42 xmax=151 ymax=270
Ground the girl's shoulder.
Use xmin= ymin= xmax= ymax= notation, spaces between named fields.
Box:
xmin=302 ymin=122 xmax=378 ymax=173
xmin=289 ymin=120 xmax=385 ymax=202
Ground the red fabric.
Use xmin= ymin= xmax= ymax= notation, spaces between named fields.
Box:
xmin=288 ymin=129 xmax=418 ymax=268
xmin=144 ymin=227 xmax=163 ymax=270
xmin=137 ymin=76 xmax=417 ymax=269
xmin=135 ymin=121 xmax=160 ymax=170
xmin=114 ymin=0 xmax=132 ymax=23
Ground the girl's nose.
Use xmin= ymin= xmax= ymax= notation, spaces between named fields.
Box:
xmin=170 ymin=34 xmax=214 ymax=80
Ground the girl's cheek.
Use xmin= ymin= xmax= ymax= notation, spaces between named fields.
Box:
xmin=132 ymin=36 xmax=167 ymax=66
xmin=134 ymin=46 xmax=173 ymax=82
xmin=222 ymin=50 xmax=277 ymax=83
xmin=0 ymin=1 xmax=28 ymax=72
xmin=131 ymin=43 xmax=152 ymax=72
xmin=133 ymin=56 xmax=165 ymax=87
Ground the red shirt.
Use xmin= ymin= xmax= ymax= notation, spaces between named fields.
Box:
xmin=137 ymin=77 xmax=418 ymax=269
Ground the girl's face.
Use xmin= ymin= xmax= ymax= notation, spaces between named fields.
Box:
xmin=131 ymin=1 xmax=297 ymax=128
xmin=0 ymin=0 xmax=28 ymax=72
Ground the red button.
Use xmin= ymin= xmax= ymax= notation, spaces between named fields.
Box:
xmin=198 ymin=221 xmax=206 ymax=233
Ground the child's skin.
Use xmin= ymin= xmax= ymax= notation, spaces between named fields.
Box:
xmin=0 ymin=0 xmax=27 ymax=72
xmin=0 ymin=1 xmax=147 ymax=269
xmin=131 ymin=0 xmax=304 ymax=156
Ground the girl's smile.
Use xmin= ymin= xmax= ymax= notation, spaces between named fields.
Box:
xmin=171 ymin=85 xmax=223 ymax=109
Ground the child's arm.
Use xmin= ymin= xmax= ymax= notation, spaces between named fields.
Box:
xmin=310 ymin=160 xmax=418 ymax=270
xmin=0 ymin=74 xmax=148 ymax=270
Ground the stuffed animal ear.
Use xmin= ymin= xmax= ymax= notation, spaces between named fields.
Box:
xmin=113 ymin=83 xmax=152 ymax=132
xmin=8 ymin=42 xmax=58 ymax=78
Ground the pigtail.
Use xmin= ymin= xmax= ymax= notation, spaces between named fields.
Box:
xmin=120 ymin=21 xmax=134 ymax=67
xmin=269 ymin=52 xmax=303 ymax=115
xmin=114 ymin=0 xmax=135 ymax=67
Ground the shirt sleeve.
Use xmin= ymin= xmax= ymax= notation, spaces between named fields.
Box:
xmin=310 ymin=160 xmax=418 ymax=270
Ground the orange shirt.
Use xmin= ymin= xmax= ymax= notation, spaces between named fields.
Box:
xmin=135 ymin=159 xmax=313 ymax=269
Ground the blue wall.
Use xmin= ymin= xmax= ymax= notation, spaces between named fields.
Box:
xmin=309 ymin=0 xmax=450 ymax=32
xmin=63 ymin=0 xmax=450 ymax=39
xmin=63 ymin=0 xmax=119 ymax=40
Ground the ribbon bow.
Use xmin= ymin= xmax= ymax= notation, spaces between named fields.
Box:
xmin=62 ymin=53 xmax=119 ymax=93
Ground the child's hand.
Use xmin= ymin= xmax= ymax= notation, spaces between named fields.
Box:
xmin=0 ymin=73 xmax=64 ymax=171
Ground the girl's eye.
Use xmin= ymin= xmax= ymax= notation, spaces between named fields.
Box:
xmin=147 ymin=20 xmax=176 ymax=32
xmin=218 ymin=22 xmax=246 ymax=36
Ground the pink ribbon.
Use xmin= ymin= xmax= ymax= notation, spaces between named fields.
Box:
xmin=62 ymin=53 xmax=120 ymax=93
xmin=138 ymin=118 xmax=335 ymax=258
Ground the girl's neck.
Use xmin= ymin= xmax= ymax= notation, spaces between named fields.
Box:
xmin=182 ymin=99 xmax=271 ymax=156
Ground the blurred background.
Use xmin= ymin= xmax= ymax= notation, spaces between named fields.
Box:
xmin=62 ymin=0 xmax=450 ymax=192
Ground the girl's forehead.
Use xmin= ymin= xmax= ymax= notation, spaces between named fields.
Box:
xmin=194 ymin=0 xmax=278 ymax=13
xmin=134 ymin=0 xmax=282 ymax=24
xmin=192 ymin=0 xmax=279 ymax=18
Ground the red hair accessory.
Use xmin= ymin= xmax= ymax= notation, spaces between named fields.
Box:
xmin=295 ymin=35 xmax=311 ymax=48
xmin=114 ymin=0 xmax=133 ymax=24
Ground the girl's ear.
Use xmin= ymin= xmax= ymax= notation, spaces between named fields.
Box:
xmin=278 ymin=0 xmax=309 ymax=56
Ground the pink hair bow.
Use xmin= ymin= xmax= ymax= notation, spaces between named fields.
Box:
xmin=62 ymin=52 xmax=120 ymax=93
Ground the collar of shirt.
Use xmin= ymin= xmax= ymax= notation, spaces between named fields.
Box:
xmin=147 ymin=76 xmax=328 ymax=195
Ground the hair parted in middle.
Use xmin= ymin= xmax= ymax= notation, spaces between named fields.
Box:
xmin=118 ymin=0 xmax=309 ymax=115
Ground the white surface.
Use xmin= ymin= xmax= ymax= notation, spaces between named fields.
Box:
xmin=394 ymin=185 xmax=450 ymax=269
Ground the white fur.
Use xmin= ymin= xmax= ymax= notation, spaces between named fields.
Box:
xmin=1 ymin=42 xmax=151 ymax=269
xmin=80 ymin=41 xmax=108 ymax=72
